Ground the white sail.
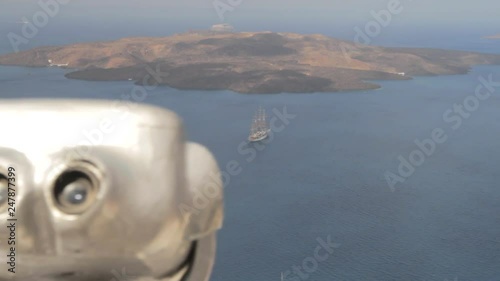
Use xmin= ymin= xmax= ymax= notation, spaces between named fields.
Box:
xmin=248 ymin=106 xmax=270 ymax=142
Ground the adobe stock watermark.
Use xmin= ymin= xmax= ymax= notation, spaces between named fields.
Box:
xmin=213 ymin=0 xmax=243 ymax=21
xmin=178 ymin=106 xmax=296 ymax=217
xmin=109 ymin=268 xmax=138 ymax=281
xmin=282 ymin=235 xmax=340 ymax=281
xmin=339 ymin=0 xmax=411 ymax=62
xmin=7 ymin=0 xmax=71 ymax=53
xmin=385 ymin=74 xmax=500 ymax=191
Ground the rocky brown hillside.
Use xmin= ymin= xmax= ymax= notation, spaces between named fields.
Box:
xmin=1 ymin=31 xmax=500 ymax=93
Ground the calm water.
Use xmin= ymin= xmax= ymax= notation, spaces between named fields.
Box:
xmin=1 ymin=20 xmax=500 ymax=281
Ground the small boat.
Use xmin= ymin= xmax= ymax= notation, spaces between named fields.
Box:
xmin=248 ymin=106 xmax=270 ymax=142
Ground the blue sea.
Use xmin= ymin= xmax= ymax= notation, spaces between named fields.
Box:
xmin=1 ymin=12 xmax=500 ymax=281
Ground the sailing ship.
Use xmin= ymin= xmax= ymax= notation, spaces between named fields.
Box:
xmin=248 ymin=106 xmax=270 ymax=142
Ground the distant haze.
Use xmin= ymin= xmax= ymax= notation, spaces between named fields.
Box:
xmin=1 ymin=0 xmax=499 ymax=54
xmin=2 ymin=0 xmax=500 ymax=27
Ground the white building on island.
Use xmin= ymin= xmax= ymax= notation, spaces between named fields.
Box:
xmin=210 ymin=24 xmax=235 ymax=33
xmin=47 ymin=59 xmax=68 ymax=67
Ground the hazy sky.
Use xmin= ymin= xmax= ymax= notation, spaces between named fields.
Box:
xmin=1 ymin=0 xmax=499 ymax=44
xmin=2 ymin=0 xmax=500 ymax=27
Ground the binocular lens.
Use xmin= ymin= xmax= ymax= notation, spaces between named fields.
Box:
xmin=54 ymin=170 xmax=98 ymax=214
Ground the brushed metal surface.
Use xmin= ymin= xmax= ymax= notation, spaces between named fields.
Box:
xmin=0 ymin=99 xmax=223 ymax=281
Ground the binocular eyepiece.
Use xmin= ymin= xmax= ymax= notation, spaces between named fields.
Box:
xmin=0 ymin=99 xmax=224 ymax=281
